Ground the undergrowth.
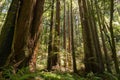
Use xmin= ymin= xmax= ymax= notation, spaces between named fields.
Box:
xmin=0 ymin=67 xmax=119 ymax=80
xmin=1 ymin=67 xmax=37 ymax=80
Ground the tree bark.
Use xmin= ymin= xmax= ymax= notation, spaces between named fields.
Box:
xmin=70 ymin=0 xmax=77 ymax=73
xmin=63 ymin=0 xmax=67 ymax=70
xmin=47 ymin=0 xmax=55 ymax=71
xmin=28 ymin=0 xmax=45 ymax=72
xmin=94 ymin=0 xmax=112 ymax=73
xmin=0 ymin=0 xmax=19 ymax=68
xmin=67 ymin=3 xmax=72 ymax=69
xmin=88 ymin=0 xmax=105 ymax=73
xmin=63 ymin=0 xmax=66 ymax=50
xmin=110 ymin=0 xmax=120 ymax=74
xmin=78 ymin=0 xmax=103 ymax=73
xmin=51 ymin=0 xmax=60 ymax=68
xmin=7 ymin=0 xmax=45 ymax=72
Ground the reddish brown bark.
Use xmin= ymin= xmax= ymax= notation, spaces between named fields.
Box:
xmin=10 ymin=0 xmax=36 ymax=68
xmin=28 ymin=0 xmax=45 ymax=72
xmin=7 ymin=0 xmax=45 ymax=72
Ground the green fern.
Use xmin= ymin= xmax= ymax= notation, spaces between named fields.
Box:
xmin=2 ymin=67 xmax=37 ymax=80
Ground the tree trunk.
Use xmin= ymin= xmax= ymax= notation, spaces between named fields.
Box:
xmin=67 ymin=4 xmax=71 ymax=53
xmin=8 ymin=0 xmax=37 ymax=69
xmin=47 ymin=0 xmax=55 ymax=71
xmin=7 ymin=0 xmax=45 ymax=72
xmin=0 ymin=0 xmax=19 ymax=68
xmin=63 ymin=0 xmax=66 ymax=51
xmin=52 ymin=0 xmax=60 ymax=68
xmin=94 ymin=0 xmax=112 ymax=73
xmin=110 ymin=0 xmax=120 ymax=74
xmin=78 ymin=0 xmax=101 ymax=73
xmin=63 ymin=0 xmax=67 ymax=70
xmin=28 ymin=0 xmax=45 ymax=72
xmin=70 ymin=0 xmax=77 ymax=73
xmin=67 ymin=3 xmax=72 ymax=69
xmin=88 ymin=0 xmax=105 ymax=73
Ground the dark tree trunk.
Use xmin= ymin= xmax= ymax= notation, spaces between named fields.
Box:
xmin=67 ymin=4 xmax=71 ymax=53
xmin=67 ymin=3 xmax=72 ymax=69
xmin=78 ymin=0 xmax=95 ymax=73
xmin=88 ymin=0 xmax=105 ymax=73
xmin=78 ymin=0 xmax=103 ymax=73
xmin=63 ymin=0 xmax=67 ymax=70
xmin=7 ymin=0 xmax=45 ymax=72
xmin=0 ymin=0 xmax=19 ymax=68
xmin=110 ymin=0 xmax=120 ymax=74
xmin=52 ymin=0 xmax=60 ymax=67
xmin=9 ymin=0 xmax=37 ymax=69
xmin=63 ymin=0 xmax=66 ymax=50
xmin=94 ymin=0 xmax=112 ymax=72
xmin=70 ymin=0 xmax=77 ymax=73
xmin=47 ymin=0 xmax=55 ymax=71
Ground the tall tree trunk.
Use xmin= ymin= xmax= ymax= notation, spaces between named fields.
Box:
xmin=67 ymin=3 xmax=72 ymax=69
xmin=63 ymin=0 xmax=66 ymax=51
xmin=70 ymin=0 xmax=77 ymax=73
xmin=78 ymin=0 xmax=95 ymax=73
xmin=110 ymin=0 xmax=120 ymax=74
xmin=88 ymin=0 xmax=105 ymax=73
xmin=63 ymin=0 xmax=67 ymax=70
xmin=78 ymin=0 xmax=104 ymax=73
xmin=52 ymin=0 xmax=60 ymax=67
xmin=94 ymin=0 xmax=112 ymax=73
xmin=7 ymin=0 xmax=45 ymax=71
xmin=8 ymin=0 xmax=37 ymax=69
xmin=47 ymin=0 xmax=55 ymax=71
xmin=28 ymin=0 xmax=45 ymax=72
xmin=0 ymin=0 xmax=19 ymax=68
xmin=67 ymin=4 xmax=71 ymax=53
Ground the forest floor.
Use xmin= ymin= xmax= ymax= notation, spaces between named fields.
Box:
xmin=32 ymin=71 xmax=119 ymax=80
xmin=36 ymin=71 xmax=83 ymax=80
xmin=0 ymin=67 xmax=119 ymax=80
xmin=31 ymin=71 xmax=120 ymax=80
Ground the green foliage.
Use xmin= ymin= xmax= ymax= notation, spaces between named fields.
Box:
xmin=38 ymin=71 xmax=120 ymax=80
xmin=102 ymin=72 xmax=118 ymax=80
xmin=2 ymin=67 xmax=37 ymax=80
xmin=2 ymin=69 xmax=86 ymax=80
xmin=38 ymin=71 xmax=85 ymax=80
xmin=86 ymin=72 xmax=102 ymax=80
xmin=1 ymin=67 xmax=120 ymax=80
xmin=85 ymin=72 xmax=120 ymax=80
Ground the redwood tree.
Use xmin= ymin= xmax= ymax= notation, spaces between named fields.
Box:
xmin=109 ymin=0 xmax=120 ymax=74
xmin=47 ymin=0 xmax=55 ymax=71
xmin=6 ymin=0 xmax=45 ymax=72
xmin=70 ymin=0 xmax=77 ymax=73
xmin=78 ymin=0 xmax=104 ymax=73
xmin=52 ymin=0 xmax=60 ymax=67
xmin=0 ymin=0 xmax=19 ymax=68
